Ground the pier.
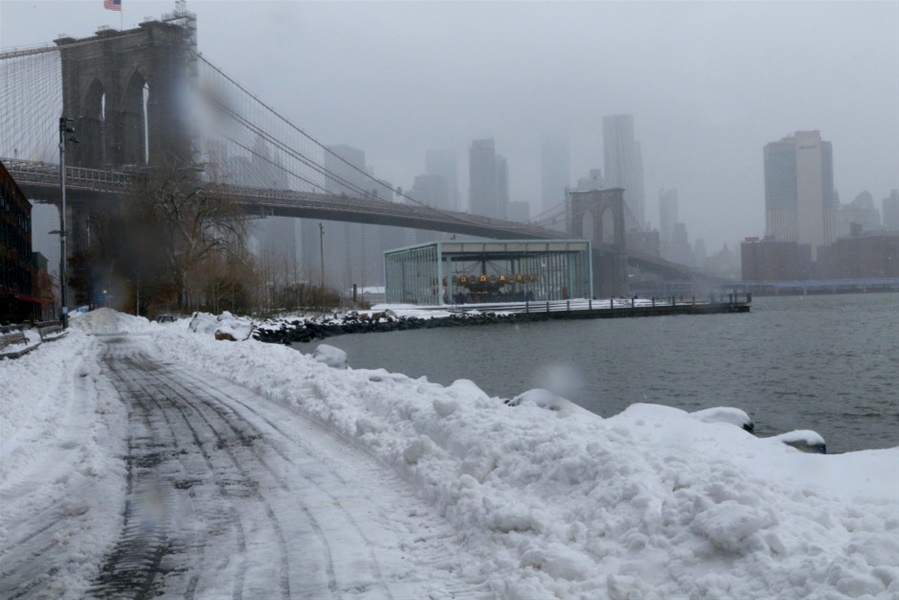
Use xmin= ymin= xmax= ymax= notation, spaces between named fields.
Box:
xmin=255 ymin=295 xmax=751 ymax=344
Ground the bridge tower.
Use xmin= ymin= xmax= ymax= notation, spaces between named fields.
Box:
xmin=55 ymin=11 xmax=197 ymax=169
xmin=568 ymin=188 xmax=628 ymax=297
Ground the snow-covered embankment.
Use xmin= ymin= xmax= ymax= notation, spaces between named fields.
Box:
xmin=161 ymin=315 xmax=899 ymax=599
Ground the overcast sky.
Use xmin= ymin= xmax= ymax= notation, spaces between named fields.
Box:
xmin=2 ymin=0 xmax=898 ymax=251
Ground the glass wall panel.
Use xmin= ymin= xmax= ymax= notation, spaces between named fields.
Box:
xmin=385 ymin=240 xmax=591 ymax=305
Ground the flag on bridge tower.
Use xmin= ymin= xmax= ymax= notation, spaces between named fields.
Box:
xmin=103 ymin=0 xmax=121 ymax=11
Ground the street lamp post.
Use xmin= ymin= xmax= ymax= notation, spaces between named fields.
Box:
xmin=319 ymin=222 xmax=325 ymax=289
xmin=58 ymin=116 xmax=78 ymax=328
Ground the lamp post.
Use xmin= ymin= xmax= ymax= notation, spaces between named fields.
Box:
xmin=57 ymin=117 xmax=79 ymax=327
xmin=319 ymin=222 xmax=325 ymax=289
xmin=57 ymin=117 xmax=74 ymax=328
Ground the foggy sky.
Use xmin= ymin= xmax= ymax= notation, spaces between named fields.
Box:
xmin=2 ymin=0 xmax=897 ymax=251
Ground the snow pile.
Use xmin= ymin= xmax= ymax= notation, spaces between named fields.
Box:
xmin=0 ymin=327 xmax=127 ymax=597
xmin=159 ymin=321 xmax=899 ymax=599
xmin=690 ymin=406 xmax=754 ymax=432
xmin=312 ymin=343 xmax=348 ymax=369
xmin=771 ymin=429 xmax=828 ymax=454
xmin=0 ymin=329 xmax=41 ymax=358
xmin=73 ymin=307 xmax=155 ymax=335
xmin=189 ymin=311 xmax=255 ymax=341
xmin=188 ymin=311 xmax=220 ymax=334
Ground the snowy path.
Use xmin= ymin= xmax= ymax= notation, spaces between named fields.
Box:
xmin=2 ymin=334 xmax=483 ymax=600
xmin=3 ymin=310 xmax=897 ymax=600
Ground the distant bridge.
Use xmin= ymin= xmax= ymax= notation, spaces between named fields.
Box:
xmin=5 ymin=158 xmax=563 ymax=239
xmin=7 ymin=158 xmax=702 ymax=291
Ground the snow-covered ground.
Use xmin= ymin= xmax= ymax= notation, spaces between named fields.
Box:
xmin=2 ymin=309 xmax=897 ymax=599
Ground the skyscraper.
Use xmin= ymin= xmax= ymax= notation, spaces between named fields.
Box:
xmin=409 ymin=174 xmax=450 ymax=211
xmin=301 ymin=144 xmax=369 ymax=290
xmin=425 ymin=150 xmax=459 ymax=212
xmin=540 ymin=134 xmax=570 ymax=215
xmin=764 ymin=130 xmax=836 ymax=257
xmin=835 ymin=191 xmax=880 ymax=238
xmin=252 ymin=138 xmax=298 ymax=279
xmin=882 ymin=190 xmax=899 ymax=231
xmin=495 ymin=153 xmax=509 ymax=218
xmin=658 ymin=188 xmax=678 ymax=246
xmin=469 ymin=139 xmax=508 ymax=219
xmin=603 ymin=114 xmax=646 ymax=231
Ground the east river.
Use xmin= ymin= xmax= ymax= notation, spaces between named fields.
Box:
xmin=295 ymin=293 xmax=899 ymax=453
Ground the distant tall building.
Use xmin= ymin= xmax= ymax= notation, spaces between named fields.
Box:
xmin=692 ymin=238 xmax=707 ymax=270
xmin=764 ymin=130 xmax=836 ymax=257
xmin=603 ymin=114 xmax=646 ymax=231
xmin=658 ymin=188 xmax=678 ymax=246
xmin=323 ymin=144 xmax=368 ymax=195
xmin=883 ymin=190 xmax=899 ymax=231
xmin=835 ymin=191 xmax=880 ymax=238
xmin=495 ymin=154 xmax=509 ymax=218
xmin=425 ymin=150 xmax=459 ymax=211
xmin=507 ymin=200 xmax=530 ymax=223
xmin=540 ymin=134 xmax=570 ymax=215
xmin=671 ymin=222 xmax=692 ymax=267
xmin=469 ymin=139 xmax=508 ymax=219
xmin=409 ymin=175 xmax=450 ymax=211
xmin=301 ymin=144 xmax=370 ymax=291
xmin=251 ymin=138 xmax=298 ymax=279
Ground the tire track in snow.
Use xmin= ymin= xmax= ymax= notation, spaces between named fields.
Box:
xmin=167 ymin=365 xmax=399 ymax=599
xmin=85 ymin=336 xmax=487 ymax=599
xmin=90 ymin=343 xmax=248 ymax=599
xmin=107 ymin=346 xmax=250 ymax=598
xmin=165 ymin=361 xmax=486 ymax=599
xmin=89 ymin=345 xmax=185 ymax=599
xmin=141 ymin=362 xmax=293 ymax=599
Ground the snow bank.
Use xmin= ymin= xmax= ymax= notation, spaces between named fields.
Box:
xmin=157 ymin=319 xmax=899 ymax=600
xmin=73 ymin=307 xmax=156 ymax=335
xmin=0 ymin=329 xmax=41 ymax=358
xmin=0 ymin=326 xmax=128 ymax=598
xmin=312 ymin=343 xmax=348 ymax=369
xmin=690 ymin=406 xmax=754 ymax=432
xmin=188 ymin=311 xmax=255 ymax=341
xmin=771 ymin=429 xmax=828 ymax=453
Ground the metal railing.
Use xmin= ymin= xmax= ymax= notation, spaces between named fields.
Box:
xmin=3 ymin=158 xmax=134 ymax=192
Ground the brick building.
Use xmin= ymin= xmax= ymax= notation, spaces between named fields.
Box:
xmin=741 ymin=238 xmax=812 ymax=282
xmin=817 ymin=232 xmax=899 ymax=279
xmin=1 ymin=160 xmax=53 ymax=323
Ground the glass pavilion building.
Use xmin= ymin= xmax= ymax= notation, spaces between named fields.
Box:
xmin=384 ymin=239 xmax=592 ymax=306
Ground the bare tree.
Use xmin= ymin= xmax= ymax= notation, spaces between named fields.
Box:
xmin=126 ymin=161 xmax=250 ymax=311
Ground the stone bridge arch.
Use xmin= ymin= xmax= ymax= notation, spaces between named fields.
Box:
xmin=568 ymin=188 xmax=628 ymax=297
xmin=56 ymin=16 xmax=196 ymax=169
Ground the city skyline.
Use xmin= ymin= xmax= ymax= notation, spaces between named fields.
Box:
xmin=2 ymin=1 xmax=897 ymax=253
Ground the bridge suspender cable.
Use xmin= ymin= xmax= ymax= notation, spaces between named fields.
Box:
xmin=194 ymin=53 xmax=553 ymax=234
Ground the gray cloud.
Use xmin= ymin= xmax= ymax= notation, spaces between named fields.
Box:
xmin=2 ymin=0 xmax=897 ymax=250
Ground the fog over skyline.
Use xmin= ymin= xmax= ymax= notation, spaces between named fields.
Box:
xmin=2 ymin=0 xmax=897 ymax=251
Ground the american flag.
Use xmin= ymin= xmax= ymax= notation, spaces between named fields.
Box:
xmin=103 ymin=0 xmax=121 ymax=11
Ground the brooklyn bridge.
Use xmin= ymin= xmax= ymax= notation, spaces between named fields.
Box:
xmin=1 ymin=6 xmax=699 ymax=298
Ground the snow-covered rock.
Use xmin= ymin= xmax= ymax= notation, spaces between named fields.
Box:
xmin=312 ymin=344 xmax=347 ymax=369
xmin=690 ymin=406 xmax=755 ymax=432
xmin=771 ymin=429 xmax=827 ymax=453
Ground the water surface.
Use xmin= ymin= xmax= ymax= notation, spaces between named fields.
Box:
xmin=295 ymin=293 xmax=899 ymax=453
